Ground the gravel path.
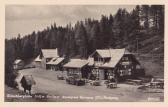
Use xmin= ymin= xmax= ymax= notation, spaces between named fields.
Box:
xmin=15 ymin=68 xmax=164 ymax=102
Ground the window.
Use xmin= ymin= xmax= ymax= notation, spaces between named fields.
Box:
xmin=120 ymin=70 xmax=124 ymax=76
xmin=128 ymin=71 xmax=131 ymax=75
xmin=122 ymin=57 xmax=128 ymax=61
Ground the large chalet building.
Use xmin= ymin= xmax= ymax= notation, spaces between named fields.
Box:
xmin=89 ymin=48 xmax=145 ymax=81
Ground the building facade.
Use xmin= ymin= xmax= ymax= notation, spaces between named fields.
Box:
xmin=34 ymin=49 xmax=59 ymax=69
xmin=46 ymin=57 xmax=66 ymax=71
xmin=63 ymin=59 xmax=91 ymax=78
xmin=89 ymin=49 xmax=145 ymax=81
xmin=13 ymin=59 xmax=24 ymax=70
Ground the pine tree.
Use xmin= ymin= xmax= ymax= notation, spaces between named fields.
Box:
xmin=74 ymin=22 xmax=88 ymax=58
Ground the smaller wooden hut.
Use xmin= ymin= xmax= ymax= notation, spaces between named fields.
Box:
xmin=34 ymin=55 xmax=42 ymax=68
xmin=13 ymin=59 xmax=24 ymax=70
xmin=63 ymin=59 xmax=91 ymax=78
xmin=46 ymin=57 xmax=65 ymax=71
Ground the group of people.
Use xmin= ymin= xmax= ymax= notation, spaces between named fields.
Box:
xmin=88 ymin=73 xmax=117 ymax=83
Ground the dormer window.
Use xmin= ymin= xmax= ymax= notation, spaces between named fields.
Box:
xmin=122 ymin=57 xmax=128 ymax=61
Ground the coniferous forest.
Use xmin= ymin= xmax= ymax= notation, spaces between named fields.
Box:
xmin=5 ymin=5 xmax=164 ymax=86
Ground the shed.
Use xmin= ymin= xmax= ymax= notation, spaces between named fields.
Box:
xmin=63 ymin=59 xmax=91 ymax=78
xmin=34 ymin=55 xmax=42 ymax=67
xmin=13 ymin=59 xmax=24 ymax=70
xmin=46 ymin=57 xmax=65 ymax=71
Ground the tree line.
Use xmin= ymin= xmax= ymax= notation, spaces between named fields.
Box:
xmin=5 ymin=5 xmax=164 ymax=86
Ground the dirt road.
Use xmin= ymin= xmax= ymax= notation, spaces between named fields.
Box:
xmin=14 ymin=68 xmax=164 ymax=102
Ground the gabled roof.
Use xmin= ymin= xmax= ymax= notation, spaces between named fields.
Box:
xmin=90 ymin=48 xmax=135 ymax=68
xmin=95 ymin=50 xmax=111 ymax=58
xmin=91 ymin=48 xmax=127 ymax=58
xmin=63 ymin=59 xmax=89 ymax=68
xmin=41 ymin=49 xmax=58 ymax=58
xmin=34 ymin=55 xmax=42 ymax=62
xmin=47 ymin=57 xmax=64 ymax=65
xmin=100 ymin=49 xmax=125 ymax=68
xmin=14 ymin=59 xmax=22 ymax=64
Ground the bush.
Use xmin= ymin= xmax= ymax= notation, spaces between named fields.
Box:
xmin=5 ymin=71 xmax=18 ymax=88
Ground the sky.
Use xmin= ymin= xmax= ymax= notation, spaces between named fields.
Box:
xmin=5 ymin=5 xmax=136 ymax=39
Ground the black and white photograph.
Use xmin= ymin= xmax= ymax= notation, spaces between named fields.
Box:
xmin=5 ymin=5 xmax=164 ymax=102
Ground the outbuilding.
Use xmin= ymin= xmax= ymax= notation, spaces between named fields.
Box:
xmin=34 ymin=48 xmax=59 ymax=69
xmin=63 ymin=59 xmax=91 ymax=78
xmin=46 ymin=57 xmax=65 ymax=71
xmin=13 ymin=59 xmax=24 ymax=70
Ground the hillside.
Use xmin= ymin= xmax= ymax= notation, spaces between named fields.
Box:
xmin=134 ymin=32 xmax=164 ymax=77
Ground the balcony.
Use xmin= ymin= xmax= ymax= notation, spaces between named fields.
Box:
xmin=94 ymin=61 xmax=104 ymax=66
xmin=121 ymin=61 xmax=132 ymax=65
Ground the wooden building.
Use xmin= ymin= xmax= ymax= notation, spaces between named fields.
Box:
xmin=89 ymin=48 xmax=145 ymax=81
xmin=34 ymin=55 xmax=42 ymax=68
xmin=46 ymin=57 xmax=65 ymax=71
xmin=13 ymin=59 xmax=24 ymax=70
xmin=34 ymin=49 xmax=58 ymax=69
xmin=63 ymin=59 xmax=91 ymax=78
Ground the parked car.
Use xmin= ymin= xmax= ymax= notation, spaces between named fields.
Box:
xmin=105 ymin=77 xmax=117 ymax=89
xmin=150 ymin=77 xmax=164 ymax=89
xmin=57 ymin=75 xmax=64 ymax=80
xmin=90 ymin=80 xmax=101 ymax=86
xmin=66 ymin=75 xmax=85 ymax=86
xmin=125 ymin=79 xmax=142 ymax=85
xmin=106 ymin=82 xmax=117 ymax=89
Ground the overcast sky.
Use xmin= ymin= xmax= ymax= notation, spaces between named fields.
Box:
xmin=6 ymin=5 xmax=136 ymax=39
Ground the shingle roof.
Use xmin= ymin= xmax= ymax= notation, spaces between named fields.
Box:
xmin=102 ymin=49 xmax=125 ymax=68
xmin=92 ymin=48 xmax=130 ymax=68
xmin=95 ymin=49 xmax=111 ymax=58
xmin=91 ymin=48 xmax=129 ymax=58
xmin=47 ymin=57 xmax=64 ymax=65
xmin=14 ymin=59 xmax=22 ymax=64
xmin=63 ymin=59 xmax=89 ymax=68
xmin=41 ymin=49 xmax=58 ymax=58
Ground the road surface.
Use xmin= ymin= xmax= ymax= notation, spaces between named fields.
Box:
xmin=13 ymin=68 xmax=164 ymax=102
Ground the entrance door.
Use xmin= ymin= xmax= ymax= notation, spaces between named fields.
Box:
xmin=104 ymin=69 xmax=109 ymax=80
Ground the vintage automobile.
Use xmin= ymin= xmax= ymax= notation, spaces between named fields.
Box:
xmin=106 ymin=82 xmax=117 ymax=88
xmin=150 ymin=77 xmax=164 ymax=89
xmin=57 ymin=75 xmax=64 ymax=80
xmin=105 ymin=77 xmax=117 ymax=89
xmin=90 ymin=80 xmax=101 ymax=86
xmin=125 ymin=79 xmax=142 ymax=85
xmin=65 ymin=75 xmax=85 ymax=86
